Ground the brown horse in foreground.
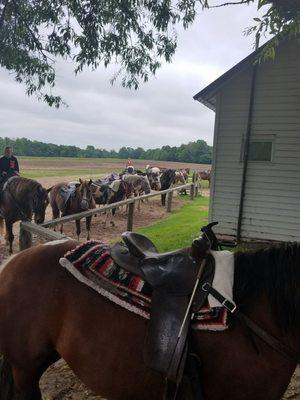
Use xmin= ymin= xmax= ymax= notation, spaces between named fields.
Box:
xmin=50 ymin=179 xmax=95 ymax=240
xmin=0 ymin=239 xmax=299 ymax=400
xmin=0 ymin=177 xmax=50 ymax=253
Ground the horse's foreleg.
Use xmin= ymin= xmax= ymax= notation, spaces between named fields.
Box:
xmin=12 ymin=366 xmax=42 ymax=400
xmin=0 ymin=217 xmax=5 ymax=237
xmin=75 ymin=219 xmax=81 ymax=240
xmin=0 ymin=357 xmax=42 ymax=400
xmin=110 ymin=208 xmax=115 ymax=227
xmin=86 ymin=216 xmax=92 ymax=240
xmin=5 ymin=221 xmax=14 ymax=254
xmin=0 ymin=357 xmax=14 ymax=399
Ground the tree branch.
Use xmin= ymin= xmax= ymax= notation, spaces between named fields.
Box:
xmin=0 ymin=0 xmax=10 ymax=31
xmin=10 ymin=0 xmax=54 ymax=63
xmin=209 ymin=0 xmax=253 ymax=8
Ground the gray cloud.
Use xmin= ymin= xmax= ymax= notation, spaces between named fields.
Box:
xmin=0 ymin=2 xmax=263 ymax=150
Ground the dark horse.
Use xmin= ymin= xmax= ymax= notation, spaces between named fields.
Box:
xmin=0 ymin=238 xmax=299 ymax=399
xmin=160 ymin=169 xmax=176 ymax=206
xmin=50 ymin=179 xmax=95 ymax=240
xmin=0 ymin=177 xmax=49 ymax=253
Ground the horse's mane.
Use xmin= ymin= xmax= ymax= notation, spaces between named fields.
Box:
xmin=9 ymin=177 xmax=41 ymax=200
xmin=234 ymin=242 xmax=300 ymax=333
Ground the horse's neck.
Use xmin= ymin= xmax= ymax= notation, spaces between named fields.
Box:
xmin=193 ymin=298 xmax=297 ymax=400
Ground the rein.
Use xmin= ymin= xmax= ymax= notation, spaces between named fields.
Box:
xmin=202 ymin=283 xmax=300 ymax=365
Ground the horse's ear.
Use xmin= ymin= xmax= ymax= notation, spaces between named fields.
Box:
xmin=88 ymin=179 xmax=92 ymax=185
xmin=79 ymin=178 xmax=83 ymax=184
xmin=46 ymin=187 xmax=53 ymax=193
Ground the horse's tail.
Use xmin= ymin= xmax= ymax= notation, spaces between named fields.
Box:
xmin=0 ymin=356 xmax=14 ymax=399
xmin=0 ymin=217 xmax=4 ymax=237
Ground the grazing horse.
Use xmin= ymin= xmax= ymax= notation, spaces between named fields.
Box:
xmin=0 ymin=238 xmax=299 ymax=400
xmin=50 ymin=179 xmax=95 ymax=240
xmin=199 ymin=170 xmax=211 ymax=187
xmin=160 ymin=169 xmax=176 ymax=206
xmin=0 ymin=177 xmax=49 ymax=253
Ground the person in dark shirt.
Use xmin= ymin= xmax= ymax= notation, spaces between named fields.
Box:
xmin=0 ymin=146 xmax=19 ymax=186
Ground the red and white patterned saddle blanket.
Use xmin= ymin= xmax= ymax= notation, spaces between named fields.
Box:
xmin=59 ymin=240 xmax=229 ymax=331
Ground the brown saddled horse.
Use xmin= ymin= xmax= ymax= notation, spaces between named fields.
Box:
xmin=199 ymin=170 xmax=211 ymax=187
xmin=50 ymin=179 xmax=95 ymax=240
xmin=0 ymin=238 xmax=299 ymax=399
xmin=0 ymin=177 xmax=50 ymax=253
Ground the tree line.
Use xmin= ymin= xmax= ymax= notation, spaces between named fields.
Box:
xmin=0 ymin=137 xmax=212 ymax=164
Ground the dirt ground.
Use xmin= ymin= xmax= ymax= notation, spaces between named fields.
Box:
xmin=20 ymin=157 xmax=210 ymax=174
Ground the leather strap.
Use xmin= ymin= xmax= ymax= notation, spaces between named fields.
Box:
xmin=202 ymin=283 xmax=300 ymax=365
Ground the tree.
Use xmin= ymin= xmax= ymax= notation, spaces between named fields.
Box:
xmin=0 ymin=0 xmax=200 ymax=107
xmin=1 ymin=1 xmax=299 ymax=107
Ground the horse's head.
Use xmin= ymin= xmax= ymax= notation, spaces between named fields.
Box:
xmin=147 ymin=172 xmax=161 ymax=191
xmin=76 ymin=179 xmax=93 ymax=210
xmin=33 ymin=185 xmax=50 ymax=224
xmin=175 ymin=171 xmax=186 ymax=184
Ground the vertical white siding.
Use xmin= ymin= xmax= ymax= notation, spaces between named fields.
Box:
xmin=210 ymin=68 xmax=252 ymax=236
xmin=211 ymin=40 xmax=300 ymax=241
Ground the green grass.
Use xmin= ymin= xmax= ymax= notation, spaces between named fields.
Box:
xmin=136 ymin=196 xmax=209 ymax=252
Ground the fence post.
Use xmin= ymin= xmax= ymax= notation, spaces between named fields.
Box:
xmin=190 ymin=183 xmax=195 ymax=200
xmin=19 ymin=223 xmax=32 ymax=250
xmin=192 ymin=171 xmax=198 ymax=198
xmin=194 ymin=183 xmax=199 ymax=198
xmin=127 ymin=202 xmax=135 ymax=231
xmin=166 ymin=190 xmax=173 ymax=213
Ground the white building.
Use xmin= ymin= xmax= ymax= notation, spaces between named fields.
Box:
xmin=194 ymin=39 xmax=300 ymax=242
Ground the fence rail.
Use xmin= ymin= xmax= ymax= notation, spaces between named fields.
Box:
xmin=20 ymin=180 xmax=200 ymax=250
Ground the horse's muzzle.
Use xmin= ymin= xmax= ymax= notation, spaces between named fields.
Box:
xmin=81 ymin=199 xmax=89 ymax=210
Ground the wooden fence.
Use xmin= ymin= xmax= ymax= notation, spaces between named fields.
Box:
xmin=20 ymin=178 xmax=200 ymax=250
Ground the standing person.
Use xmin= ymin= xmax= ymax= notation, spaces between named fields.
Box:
xmin=126 ymin=158 xmax=134 ymax=174
xmin=0 ymin=146 xmax=19 ymax=187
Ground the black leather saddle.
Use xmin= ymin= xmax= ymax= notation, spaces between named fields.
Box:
xmin=111 ymin=231 xmax=214 ymax=383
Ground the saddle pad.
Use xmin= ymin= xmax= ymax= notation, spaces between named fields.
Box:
xmin=60 ymin=241 xmax=229 ymax=331
xmin=60 ymin=184 xmax=76 ymax=205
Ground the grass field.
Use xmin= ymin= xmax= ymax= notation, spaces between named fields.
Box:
xmin=137 ymin=196 xmax=209 ymax=251
xmin=18 ymin=156 xmax=210 ymax=183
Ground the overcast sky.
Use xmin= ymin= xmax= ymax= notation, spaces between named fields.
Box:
xmin=0 ymin=2 xmax=264 ymax=150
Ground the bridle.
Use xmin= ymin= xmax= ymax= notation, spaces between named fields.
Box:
xmin=201 ymin=282 xmax=300 ymax=365
xmin=196 ymin=228 xmax=300 ymax=366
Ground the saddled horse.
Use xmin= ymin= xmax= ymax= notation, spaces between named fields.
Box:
xmin=0 ymin=176 xmax=50 ymax=253
xmin=160 ymin=169 xmax=176 ymax=206
xmin=122 ymin=174 xmax=151 ymax=197
xmin=199 ymin=170 xmax=211 ymax=187
xmin=147 ymin=171 xmax=161 ymax=191
xmin=0 ymin=227 xmax=299 ymax=400
xmin=49 ymin=179 xmax=95 ymax=240
xmin=93 ymin=179 xmax=133 ymax=226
